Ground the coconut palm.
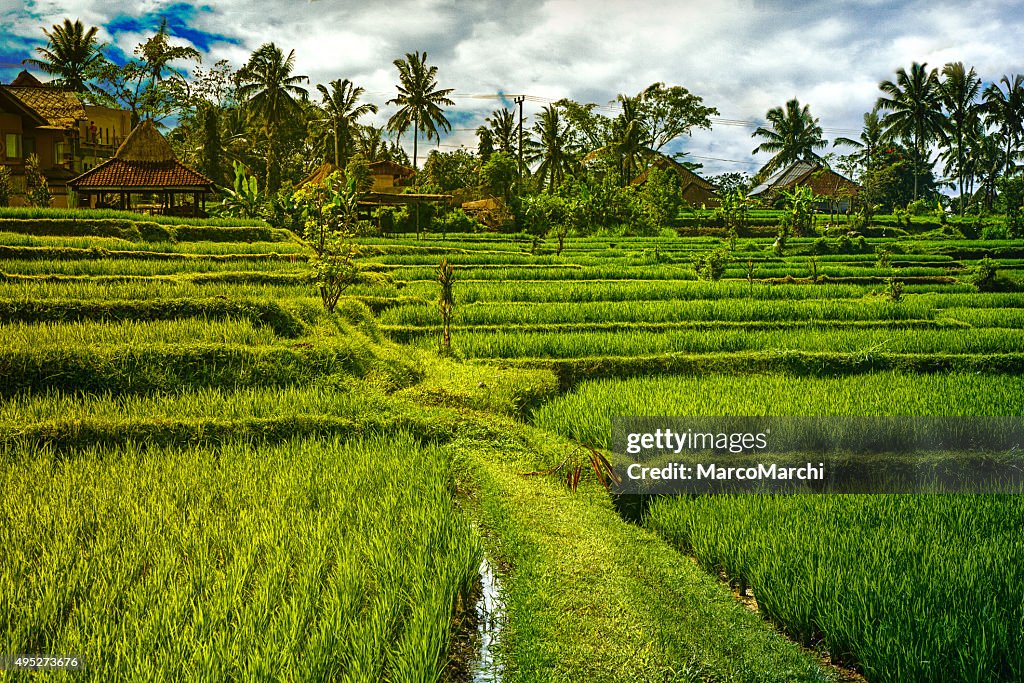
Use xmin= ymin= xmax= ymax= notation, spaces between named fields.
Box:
xmin=526 ymin=105 xmax=577 ymax=191
xmin=982 ymin=74 xmax=1024 ymax=177
xmin=609 ymin=94 xmax=648 ymax=185
xmin=833 ymin=105 xmax=885 ymax=171
xmin=939 ymin=62 xmax=982 ymax=214
xmin=139 ymin=18 xmax=201 ymax=84
xmin=235 ymin=43 xmax=309 ymax=191
xmin=476 ymin=125 xmax=494 ymax=160
xmin=386 ymin=51 xmax=454 ymax=170
xmin=876 ymin=62 xmax=946 ymax=200
xmin=317 ymin=79 xmax=378 ymax=168
xmin=486 ymin=108 xmax=518 ymax=155
xmin=23 ymin=19 xmax=105 ymax=92
xmin=751 ymin=98 xmax=826 ymax=179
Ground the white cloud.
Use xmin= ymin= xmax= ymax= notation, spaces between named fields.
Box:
xmin=5 ymin=0 xmax=1024 ymax=176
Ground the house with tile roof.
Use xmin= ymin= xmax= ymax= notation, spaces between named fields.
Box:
xmin=0 ymin=70 xmax=129 ymax=207
xmin=69 ymin=120 xmax=213 ymax=216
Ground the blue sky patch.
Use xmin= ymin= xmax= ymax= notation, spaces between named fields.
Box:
xmin=106 ymin=3 xmax=239 ymax=53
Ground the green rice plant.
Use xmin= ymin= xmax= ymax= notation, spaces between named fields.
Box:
xmin=381 ymin=297 xmax=936 ymax=328
xmin=0 ymin=318 xmax=278 ymax=349
xmin=0 ymin=342 xmax=376 ymax=396
xmin=0 ymin=231 xmax=308 ymax=254
xmin=428 ymin=326 xmax=1024 ymax=359
xmin=0 ymin=298 xmax=308 ymax=338
xmin=1 ymin=257 xmax=304 ymax=277
xmin=0 ymin=276 xmax=323 ymax=304
xmin=0 ymin=434 xmax=481 ymax=682
xmin=405 ymin=279 xmax=874 ymax=304
xmin=533 ymin=373 xmax=1024 ymax=447
xmin=0 ymin=205 xmax=267 ymax=226
xmin=647 ymin=494 xmax=1024 ymax=682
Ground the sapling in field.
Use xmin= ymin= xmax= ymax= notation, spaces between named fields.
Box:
xmin=438 ymin=257 xmax=455 ymax=354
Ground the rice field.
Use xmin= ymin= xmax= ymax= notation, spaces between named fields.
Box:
xmin=646 ymin=494 xmax=1024 ymax=683
xmin=0 ymin=434 xmax=480 ymax=682
xmin=354 ymin=230 xmax=1024 ymax=681
xmin=3 ymin=216 xmax=1023 ymax=682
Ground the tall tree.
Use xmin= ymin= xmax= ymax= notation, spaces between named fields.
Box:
xmin=833 ymin=105 xmax=886 ymax=171
xmin=939 ymin=62 xmax=982 ymax=214
xmin=486 ymin=108 xmax=518 ymax=155
xmin=235 ymin=43 xmax=309 ymax=191
xmin=475 ymin=125 xmax=494 ymax=161
xmin=983 ymin=74 xmax=1024 ymax=178
xmin=317 ymin=78 xmax=377 ymax=168
xmin=23 ymin=18 xmax=105 ymax=93
xmin=609 ymin=94 xmax=647 ymax=185
xmin=876 ymin=62 xmax=946 ymax=200
xmin=386 ymin=51 xmax=454 ymax=170
xmin=751 ymin=98 xmax=827 ymax=178
xmin=138 ymin=18 xmax=201 ymax=84
xmin=526 ymin=105 xmax=576 ymax=191
xmin=637 ymin=82 xmax=718 ymax=155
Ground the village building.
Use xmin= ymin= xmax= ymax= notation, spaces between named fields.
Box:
xmin=68 ymin=120 xmax=214 ymax=216
xmin=300 ymin=159 xmax=452 ymax=227
xmin=630 ymin=156 xmax=721 ymax=208
xmin=0 ymin=71 xmax=129 ymax=207
xmin=748 ymin=159 xmax=861 ymax=212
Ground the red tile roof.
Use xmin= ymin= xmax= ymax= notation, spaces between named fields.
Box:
xmin=69 ymin=120 xmax=213 ymax=190
xmin=70 ymin=159 xmax=213 ymax=190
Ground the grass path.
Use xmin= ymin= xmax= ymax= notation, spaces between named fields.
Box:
xmin=461 ymin=438 xmax=835 ymax=683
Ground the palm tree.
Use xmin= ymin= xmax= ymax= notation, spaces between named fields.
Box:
xmin=23 ymin=19 xmax=105 ymax=92
xmin=317 ymin=78 xmax=377 ymax=168
xmin=833 ymin=105 xmax=885 ymax=171
xmin=476 ymin=125 xmax=494 ymax=160
xmin=751 ymin=98 xmax=826 ymax=179
xmin=139 ymin=18 xmax=201 ymax=84
xmin=609 ymin=94 xmax=648 ymax=185
xmin=982 ymin=74 xmax=1024 ymax=178
xmin=526 ymin=105 xmax=576 ymax=191
xmin=486 ymin=108 xmax=518 ymax=155
xmin=939 ymin=62 xmax=982 ymax=214
xmin=386 ymin=51 xmax=454 ymax=170
xmin=876 ymin=62 xmax=946 ymax=200
xmin=235 ymin=43 xmax=309 ymax=191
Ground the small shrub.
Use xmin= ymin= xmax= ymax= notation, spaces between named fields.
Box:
xmin=24 ymin=154 xmax=52 ymax=208
xmin=309 ymin=231 xmax=361 ymax=313
xmin=811 ymin=237 xmax=831 ymax=255
xmin=968 ymin=258 xmax=1000 ymax=291
xmin=982 ymin=222 xmax=1010 ymax=240
xmin=437 ymin=257 xmax=455 ymax=354
xmin=887 ymin=276 xmax=904 ymax=302
xmin=692 ymin=248 xmax=731 ymax=281
xmin=0 ymin=165 xmax=11 ymax=207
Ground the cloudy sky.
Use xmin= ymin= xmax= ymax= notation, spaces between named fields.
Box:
xmin=3 ymin=0 xmax=1023 ymax=178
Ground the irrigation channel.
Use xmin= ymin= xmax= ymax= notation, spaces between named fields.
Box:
xmin=448 ymin=556 xmax=505 ymax=682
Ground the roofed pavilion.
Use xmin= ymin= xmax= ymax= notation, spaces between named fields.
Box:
xmin=68 ymin=120 xmax=214 ymax=216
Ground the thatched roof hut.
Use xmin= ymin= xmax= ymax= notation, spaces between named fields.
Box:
xmin=299 ymin=162 xmax=343 ymax=187
xmin=630 ymin=156 xmax=721 ymax=208
xmin=68 ymin=120 xmax=213 ymax=216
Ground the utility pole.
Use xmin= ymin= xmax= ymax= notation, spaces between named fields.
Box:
xmin=514 ymin=95 xmax=525 ymax=178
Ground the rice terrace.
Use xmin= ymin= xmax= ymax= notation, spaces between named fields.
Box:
xmin=2 ymin=4 xmax=1024 ymax=683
